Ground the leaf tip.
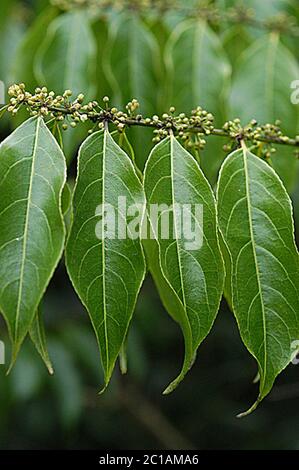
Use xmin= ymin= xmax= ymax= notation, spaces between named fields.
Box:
xmin=6 ymin=343 xmax=21 ymax=375
xmin=162 ymin=375 xmax=184 ymax=395
xmin=98 ymin=368 xmax=113 ymax=395
xmin=35 ymin=347 xmax=54 ymax=375
xmin=236 ymin=397 xmax=261 ymax=418
xmin=98 ymin=382 xmax=109 ymax=395
xmin=163 ymin=353 xmax=196 ymax=395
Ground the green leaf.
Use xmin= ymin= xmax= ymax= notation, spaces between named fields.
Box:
xmin=118 ymin=132 xmax=135 ymax=163
xmin=11 ymin=6 xmax=58 ymax=91
xmin=230 ymin=33 xmax=299 ymax=190
xmin=35 ymin=10 xmax=96 ymax=97
xmin=230 ymin=34 xmax=299 ymax=132
xmin=143 ymin=136 xmax=225 ymax=393
xmin=222 ymin=25 xmax=251 ymax=67
xmin=164 ymin=18 xmax=231 ymax=184
xmin=104 ymin=12 xmax=159 ymax=112
xmin=9 ymin=6 xmax=58 ymax=130
xmin=217 ymin=143 xmax=299 ymax=416
xmin=118 ymin=132 xmax=143 ymax=181
xmin=34 ymin=10 xmax=97 ymax=161
xmin=66 ymin=129 xmax=146 ymax=390
xmin=51 ymin=121 xmax=64 ymax=149
xmin=0 ymin=106 xmax=8 ymax=120
xmin=104 ymin=12 xmax=160 ymax=168
xmin=61 ymin=181 xmax=72 ymax=216
xmin=0 ymin=117 xmax=66 ymax=367
xmin=199 ymin=136 xmax=227 ymax=187
xmin=0 ymin=6 xmax=25 ymax=86
xmin=29 ymin=306 xmax=53 ymax=375
xmin=165 ymin=18 xmax=230 ymax=118
xmin=92 ymin=16 xmax=111 ymax=102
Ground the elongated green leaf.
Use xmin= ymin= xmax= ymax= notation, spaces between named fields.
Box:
xmin=164 ymin=18 xmax=231 ymax=184
xmin=0 ymin=7 xmax=25 ymax=87
xmin=230 ymin=34 xmax=299 ymax=131
xmin=230 ymin=33 xmax=299 ymax=190
xmin=0 ymin=117 xmax=66 ymax=365
xmin=104 ymin=12 xmax=159 ymax=112
xmin=165 ymin=18 xmax=230 ymax=118
xmin=118 ymin=132 xmax=143 ymax=181
xmin=66 ymin=129 xmax=146 ymax=389
xmin=104 ymin=12 xmax=160 ymax=168
xmin=9 ymin=7 xmax=58 ymax=130
xmin=12 ymin=6 xmax=58 ymax=91
xmin=35 ymin=10 xmax=96 ymax=97
xmin=143 ymin=136 xmax=225 ymax=393
xmin=61 ymin=181 xmax=72 ymax=216
xmin=92 ymin=16 xmax=111 ymax=102
xmin=217 ymin=144 xmax=299 ymax=416
xmin=30 ymin=306 xmax=53 ymax=375
xmin=34 ymin=10 xmax=96 ymax=161
xmin=221 ymin=26 xmax=251 ymax=67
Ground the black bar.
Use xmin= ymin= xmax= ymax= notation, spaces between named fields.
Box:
xmin=0 ymin=450 xmax=298 ymax=467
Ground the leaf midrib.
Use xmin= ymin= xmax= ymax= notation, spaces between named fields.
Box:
xmin=170 ymin=136 xmax=187 ymax=313
xmin=242 ymin=143 xmax=267 ymax=390
xmin=192 ymin=20 xmax=205 ymax=105
xmin=129 ymin=15 xmax=138 ymax=102
xmin=15 ymin=117 xmax=40 ymax=340
xmin=102 ymin=130 xmax=109 ymax=377
xmin=64 ymin=12 xmax=80 ymax=92
xmin=265 ymin=33 xmax=278 ymax=122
